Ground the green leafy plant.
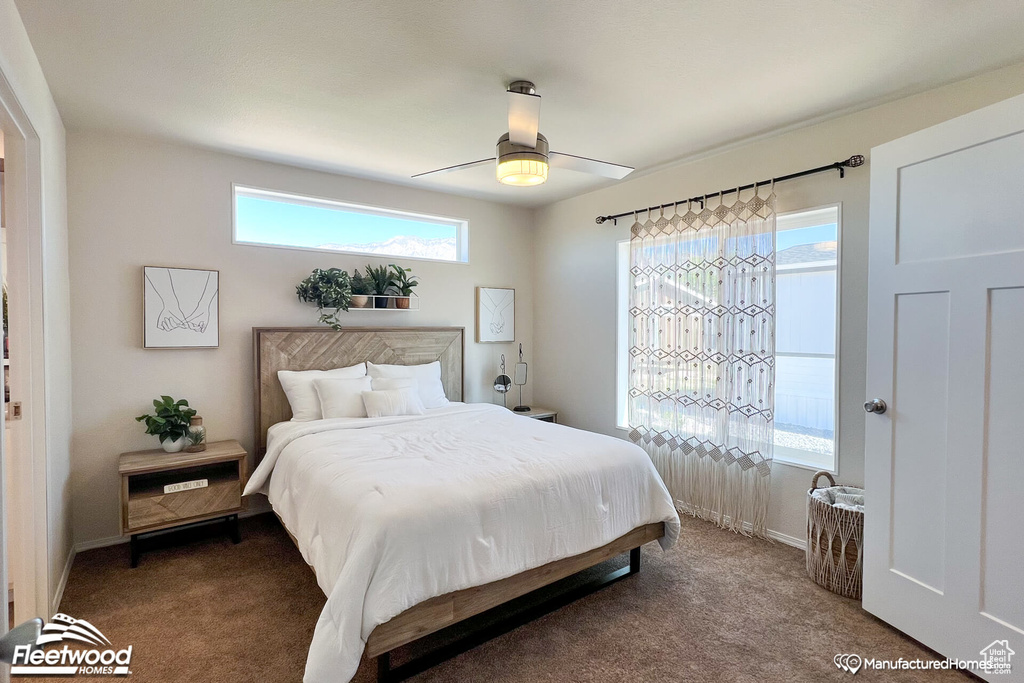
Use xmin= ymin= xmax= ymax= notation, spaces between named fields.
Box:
xmin=365 ymin=264 xmax=393 ymax=295
xmin=350 ymin=270 xmax=372 ymax=296
xmin=365 ymin=264 xmax=394 ymax=308
xmin=135 ymin=396 xmax=197 ymax=443
xmin=388 ymin=264 xmax=419 ymax=296
xmin=296 ymin=268 xmax=352 ymax=330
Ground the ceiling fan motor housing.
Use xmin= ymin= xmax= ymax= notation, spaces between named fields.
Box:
xmin=497 ymin=131 xmax=548 ymax=162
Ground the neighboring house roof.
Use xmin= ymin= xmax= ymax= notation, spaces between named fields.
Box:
xmin=777 ymin=241 xmax=837 ymax=267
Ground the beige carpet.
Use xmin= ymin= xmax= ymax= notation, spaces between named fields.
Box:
xmin=53 ymin=514 xmax=967 ymax=682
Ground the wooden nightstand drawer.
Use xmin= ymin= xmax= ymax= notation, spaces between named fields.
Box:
xmin=126 ymin=467 xmax=241 ymax=532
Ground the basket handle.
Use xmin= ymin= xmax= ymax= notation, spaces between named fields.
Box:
xmin=811 ymin=471 xmax=836 ymax=490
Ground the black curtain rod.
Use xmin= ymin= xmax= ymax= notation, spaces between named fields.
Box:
xmin=594 ymin=155 xmax=865 ymax=225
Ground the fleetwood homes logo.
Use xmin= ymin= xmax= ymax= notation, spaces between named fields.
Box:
xmin=12 ymin=613 xmax=133 ymax=676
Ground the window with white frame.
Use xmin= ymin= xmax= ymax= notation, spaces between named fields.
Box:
xmin=615 ymin=205 xmax=840 ymax=471
xmin=772 ymin=206 xmax=839 ymax=470
xmin=233 ymin=186 xmax=469 ymax=263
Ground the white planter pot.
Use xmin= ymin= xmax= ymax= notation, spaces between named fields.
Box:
xmin=161 ymin=436 xmax=187 ymax=453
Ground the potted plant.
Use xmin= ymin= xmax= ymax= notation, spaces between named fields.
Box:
xmin=296 ymin=268 xmax=352 ymax=330
xmin=184 ymin=416 xmax=207 ymax=453
xmin=365 ymin=264 xmax=394 ymax=309
xmin=389 ymin=264 xmax=419 ymax=309
xmin=136 ymin=396 xmax=198 ymax=453
xmin=349 ymin=270 xmax=372 ymax=309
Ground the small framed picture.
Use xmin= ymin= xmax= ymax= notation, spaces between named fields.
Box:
xmin=476 ymin=287 xmax=515 ymax=343
xmin=143 ymin=266 xmax=220 ymax=349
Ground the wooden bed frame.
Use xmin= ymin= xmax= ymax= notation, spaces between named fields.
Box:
xmin=253 ymin=326 xmax=666 ymax=681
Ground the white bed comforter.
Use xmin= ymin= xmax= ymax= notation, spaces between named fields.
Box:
xmin=244 ymin=403 xmax=680 ymax=682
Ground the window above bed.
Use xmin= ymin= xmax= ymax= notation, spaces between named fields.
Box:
xmin=232 ymin=185 xmax=470 ymax=264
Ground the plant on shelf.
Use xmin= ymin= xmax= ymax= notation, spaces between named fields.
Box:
xmin=135 ymin=396 xmax=198 ymax=453
xmin=296 ymin=267 xmax=352 ymax=330
xmin=349 ymin=270 xmax=372 ymax=309
xmin=388 ymin=264 xmax=419 ymax=309
xmin=365 ymin=264 xmax=394 ymax=309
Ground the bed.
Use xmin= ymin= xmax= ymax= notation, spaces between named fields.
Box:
xmin=246 ymin=326 xmax=680 ymax=682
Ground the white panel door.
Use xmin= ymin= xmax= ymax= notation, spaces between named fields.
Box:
xmin=865 ymin=92 xmax=1024 ymax=680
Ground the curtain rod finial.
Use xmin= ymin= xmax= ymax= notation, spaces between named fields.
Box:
xmin=595 ymin=216 xmax=607 ymax=224
xmin=844 ymin=154 xmax=865 ymax=168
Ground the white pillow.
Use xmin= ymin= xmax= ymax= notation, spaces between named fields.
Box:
xmin=278 ymin=363 xmax=366 ymax=421
xmin=370 ymin=377 xmax=418 ymax=392
xmin=366 ymin=361 xmax=449 ymax=409
xmin=314 ymin=376 xmax=373 ymax=419
xmin=361 ymin=388 xmax=425 ymax=418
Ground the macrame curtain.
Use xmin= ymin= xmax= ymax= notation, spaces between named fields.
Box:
xmin=628 ymin=187 xmax=776 ymax=537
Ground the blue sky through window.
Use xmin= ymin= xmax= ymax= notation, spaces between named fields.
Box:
xmin=777 ymin=222 xmax=837 ymax=252
xmin=235 ymin=195 xmax=457 ymax=249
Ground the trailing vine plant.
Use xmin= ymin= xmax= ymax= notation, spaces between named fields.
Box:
xmin=296 ymin=268 xmax=352 ymax=330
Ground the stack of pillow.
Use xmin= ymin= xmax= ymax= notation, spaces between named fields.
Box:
xmin=277 ymin=361 xmax=450 ymax=421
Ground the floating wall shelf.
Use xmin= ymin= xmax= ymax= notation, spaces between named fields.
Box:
xmin=348 ymin=295 xmax=420 ymax=312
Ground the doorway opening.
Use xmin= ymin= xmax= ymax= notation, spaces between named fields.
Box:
xmin=0 ymin=84 xmax=50 ymax=630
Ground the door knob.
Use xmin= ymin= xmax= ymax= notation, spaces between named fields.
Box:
xmin=864 ymin=398 xmax=887 ymax=414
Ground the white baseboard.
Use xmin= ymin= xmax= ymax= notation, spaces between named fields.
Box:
xmin=687 ymin=506 xmax=808 ymax=551
xmin=767 ymin=528 xmax=807 ymax=551
xmin=73 ymin=506 xmax=274 ymax=554
xmin=74 ymin=534 xmax=127 ymax=552
xmin=51 ymin=546 xmax=76 ymax=615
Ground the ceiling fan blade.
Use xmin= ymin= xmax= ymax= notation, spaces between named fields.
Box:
xmin=549 ymin=151 xmax=634 ymax=180
xmin=412 ymin=158 xmax=495 ymax=178
xmin=508 ymin=90 xmax=541 ymax=148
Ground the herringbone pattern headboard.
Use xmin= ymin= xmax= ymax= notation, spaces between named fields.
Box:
xmin=252 ymin=326 xmax=465 ymax=460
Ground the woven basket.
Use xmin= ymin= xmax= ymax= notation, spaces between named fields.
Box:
xmin=806 ymin=471 xmax=864 ymax=600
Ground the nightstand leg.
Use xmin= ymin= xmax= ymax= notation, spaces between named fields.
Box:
xmin=130 ymin=535 xmax=140 ymax=568
xmin=228 ymin=514 xmax=241 ymax=544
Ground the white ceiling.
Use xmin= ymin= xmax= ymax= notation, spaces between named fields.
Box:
xmin=14 ymin=0 xmax=1024 ymax=207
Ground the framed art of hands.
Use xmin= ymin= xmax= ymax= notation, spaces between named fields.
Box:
xmin=143 ymin=266 xmax=220 ymax=348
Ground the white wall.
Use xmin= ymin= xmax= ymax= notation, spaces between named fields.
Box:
xmin=533 ymin=62 xmax=1024 ymax=542
xmin=67 ymin=132 xmax=535 ymax=546
xmin=0 ymin=0 xmax=73 ymax=613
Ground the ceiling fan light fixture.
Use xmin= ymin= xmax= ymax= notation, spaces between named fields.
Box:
xmin=497 ymin=158 xmax=548 ymax=186
xmin=496 ymin=133 xmax=549 ymax=186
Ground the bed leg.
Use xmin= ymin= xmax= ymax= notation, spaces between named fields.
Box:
xmin=629 ymin=546 xmax=641 ymax=573
xmin=376 ymin=652 xmax=391 ymax=682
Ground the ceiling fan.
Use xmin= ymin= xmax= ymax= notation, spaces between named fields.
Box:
xmin=412 ymin=81 xmax=634 ymax=187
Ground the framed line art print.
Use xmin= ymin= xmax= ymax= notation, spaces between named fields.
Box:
xmin=143 ymin=266 xmax=220 ymax=348
xmin=476 ymin=287 xmax=515 ymax=343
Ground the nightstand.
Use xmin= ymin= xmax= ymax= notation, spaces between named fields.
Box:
xmin=512 ymin=407 xmax=558 ymax=423
xmin=119 ymin=440 xmax=248 ymax=567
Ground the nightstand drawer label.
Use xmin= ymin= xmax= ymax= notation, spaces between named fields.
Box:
xmin=164 ymin=478 xmax=208 ymax=494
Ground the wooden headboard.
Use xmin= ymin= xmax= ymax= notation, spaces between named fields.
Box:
xmin=252 ymin=326 xmax=465 ymax=461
